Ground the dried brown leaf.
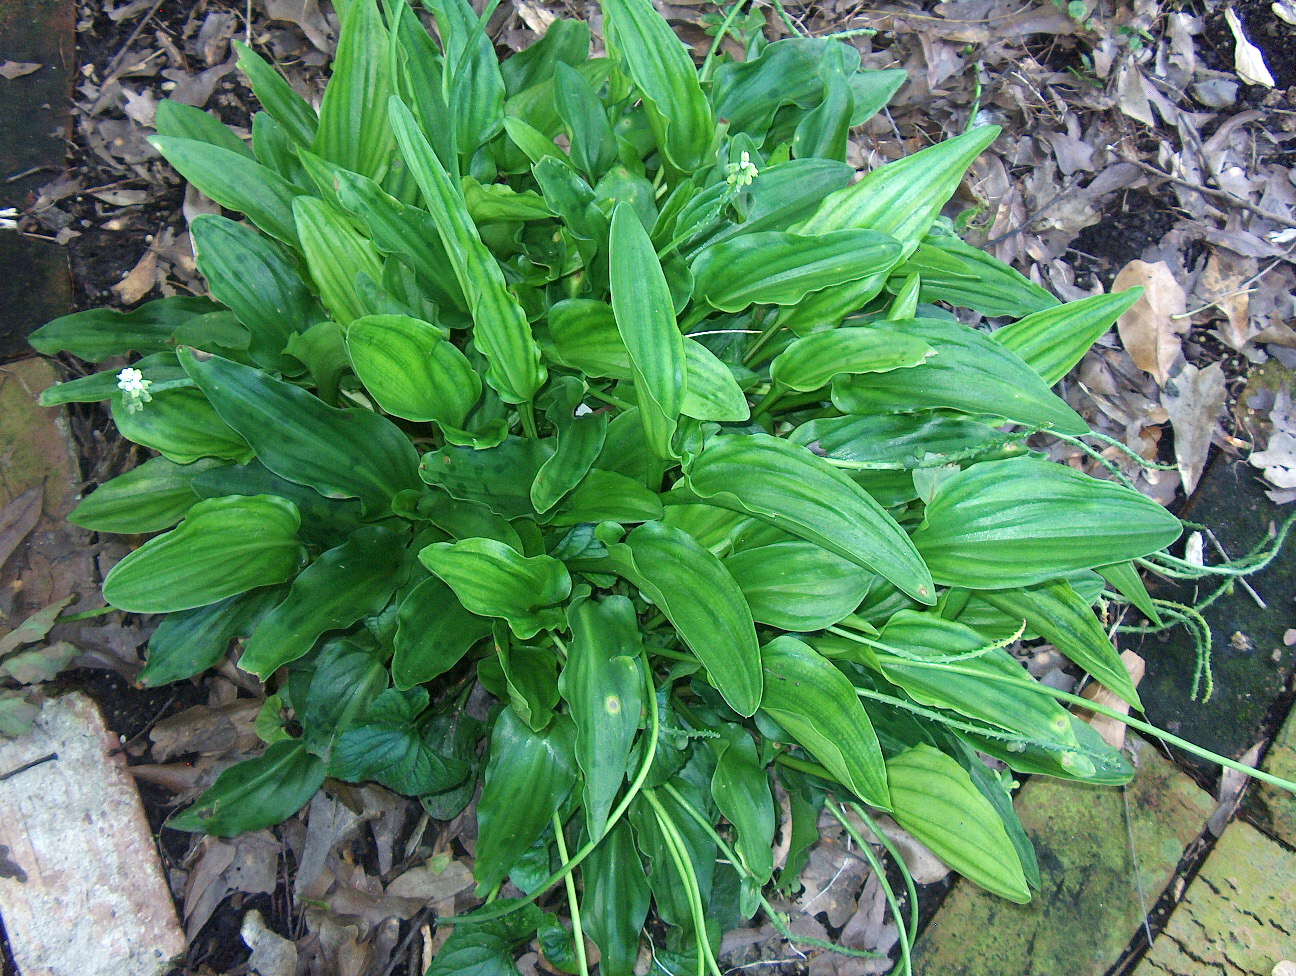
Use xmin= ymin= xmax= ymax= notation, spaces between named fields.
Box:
xmin=1164 ymin=362 xmax=1228 ymax=495
xmin=1075 ymin=650 xmax=1145 ymax=749
xmin=1225 ymin=7 xmax=1275 ymax=88
xmin=1114 ymin=259 xmax=1189 ymax=386
xmin=0 ymin=484 xmax=43 ymax=572
xmin=111 ymin=248 xmax=159 ymax=305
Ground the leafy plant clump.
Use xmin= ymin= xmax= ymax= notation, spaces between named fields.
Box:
xmin=29 ymin=0 xmax=1291 ymax=971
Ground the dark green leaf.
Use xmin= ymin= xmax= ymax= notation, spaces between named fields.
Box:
xmin=154 ymin=99 xmax=253 ymax=157
xmin=331 ymin=687 xmax=473 ymax=794
xmin=546 ymin=469 xmax=664 ymax=526
xmin=787 ymin=414 xmax=1026 ymax=471
xmin=420 ymin=437 xmax=552 ymax=519
xmin=581 ymin=821 xmax=649 ymax=976
xmin=393 ymin=576 xmax=493 ymax=688
xmin=111 ymin=386 xmax=253 ymax=465
xmin=234 ymin=40 xmax=318 ymax=145
xmin=711 ymin=730 xmax=774 ymax=882
xmin=168 ymin=739 xmax=324 ymax=836
xmin=141 ymin=587 xmax=282 ymax=686
xmin=69 ymin=456 xmax=222 ymax=534
xmin=300 ymin=635 xmax=389 ymax=749
xmin=30 ymin=297 xmax=219 ymax=362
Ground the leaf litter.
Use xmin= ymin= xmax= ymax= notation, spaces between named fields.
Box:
xmin=15 ymin=0 xmax=1296 ymax=970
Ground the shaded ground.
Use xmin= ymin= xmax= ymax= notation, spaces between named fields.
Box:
xmin=3 ymin=0 xmax=1296 ymax=973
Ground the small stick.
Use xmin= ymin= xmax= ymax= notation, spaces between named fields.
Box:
xmin=1116 ymin=152 xmax=1296 ymax=230
xmin=1204 ymin=528 xmax=1267 ymax=609
xmin=0 ymin=752 xmax=58 ymax=782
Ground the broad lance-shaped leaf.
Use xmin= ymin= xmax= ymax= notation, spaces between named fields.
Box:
xmin=559 ymin=597 xmax=645 ymax=837
xmin=724 ymin=540 xmax=874 ymax=632
xmin=389 ymin=96 xmax=545 ymax=404
xmin=608 ymin=521 xmax=762 ymax=717
xmin=169 ymin=739 xmax=325 ymax=836
xmin=141 ymin=587 xmax=282 ymax=687
xmin=392 ymin=577 xmax=493 ymax=689
xmin=311 ymin=0 xmax=393 ymax=179
xmin=475 ymin=707 xmax=577 ymax=893
xmin=979 ymin=579 xmax=1142 ymax=708
xmin=234 ymin=40 xmax=318 ymax=146
xmin=69 ymin=456 xmax=223 ymax=534
xmin=419 ymin=538 xmax=571 ymax=640
xmin=830 ymin=319 xmax=1088 ymax=435
xmin=710 ymin=729 xmax=775 ymax=883
xmin=293 ymin=196 xmax=385 ymax=327
xmin=691 ymin=229 xmax=902 ymax=313
xmin=103 ymin=495 xmax=304 ymax=613
xmin=609 ymin=203 xmax=685 ymax=459
xmin=886 ymin=744 xmax=1030 ymax=903
xmin=603 ymin=0 xmax=713 ymax=172
xmin=239 ymin=526 xmax=410 ymax=679
xmin=991 ymin=288 xmax=1143 ymax=386
xmin=112 ymin=386 xmax=253 ymax=466
xmin=760 ymin=636 xmax=890 ymax=808
xmin=30 ymin=296 xmax=219 ymax=362
xmin=679 ymin=433 xmax=935 ymax=605
xmin=770 ymin=327 xmax=934 ymax=392
xmin=180 ymin=348 xmax=421 ymax=516
xmin=788 ymin=414 xmax=1026 ymax=471
xmin=347 ymin=314 xmax=481 ymax=426
xmin=149 ymin=136 xmax=303 ymax=246
xmin=580 ymin=821 xmax=650 ymax=976
xmin=190 ymin=214 xmax=317 ymax=371
xmin=793 ymin=126 xmax=1000 ymax=253
xmin=1097 ymin=560 xmax=1163 ymax=626
xmin=911 ymin=457 xmax=1183 ymax=589
xmin=894 ymin=233 xmax=1058 ymax=319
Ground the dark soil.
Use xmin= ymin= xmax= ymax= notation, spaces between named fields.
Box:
xmin=1198 ymin=0 xmax=1296 ymax=90
xmin=1069 ymin=189 xmax=1183 ymax=283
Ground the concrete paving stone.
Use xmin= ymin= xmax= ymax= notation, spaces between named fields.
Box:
xmin=1246 ymin=705 xmax=1296 ymax=849
xmin=1133 ymin=820 xmax=1296 ymax=976
xmin=0 ymin=692 xmax=186 ymax=976
xmin=912 ymin=736 xmax=1215 ymax=976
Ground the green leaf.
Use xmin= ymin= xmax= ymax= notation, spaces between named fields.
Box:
xmin=830 ymin=319 xmax=1089 ymax=435
xmin=679 ymin=433 xmax=935 ymax=605
xmin=886 ymin=744 xmax=1030 ymax=903
xmin=681 ymin=341 xmax=750 ymax=422
xmin=554 ymin=61 xmax=617 ymax=180
xmin=312 ymin=0 xmax=393 ymax=178
xmin=724 ymin=540 xmax=874 ymax=631
xmin=760 ymin=635 xmax=890 ymax=808
xmin=794 ymin=126 xmax=1000 ymax=253
xmin=180 ymin=348 xmax=422 ymax=516
xmin=347 ymin=314 xmax=481 ymax=425
xmin=300 ymin=635 xmax=389 ymax=750
xmin=787 ymin=413 xmax=1025 ymax=471
xmin=711 ymin=730 xmax=775 ymax=882
xmin=393 ymin=576 xmax=493 ymax=688
xmin=419 ymin=538 xmax=571 ymax=640
xmin=190 ymin=215 xmax=318 ymax=371
xmin=1097 ymin=560 xmax=1163 ymax=626
xmin=897 ymin=235 xmax=1059 ymax=318
xmin=292 ymin=195 xmax=385 ymax=327
xmin=475 ymin=708 xmax=577 ymax=892
xmin=559 ymin=596 xmax=645 ymax=837
xmin=154 ymin=99 xmax=253 ymax=157
xmin=610 ymin=521 xmax=762 ymax=717
xmin=692 ymin=229 xmax=901 ymax=313
xmin=501 ymin=18 xmax=590 ymax=95
xmin=149 ymin=136 xmax=304 ymax=246
xmin=420 ymin=436 xmax=553 ymax=519
xmin=389 ymin=96 xmax=546 ymax=404
xmin=330 ymin=687 xmax=473 ymax=794
xmin=709 ymin=38 xmax=854 ymax=137
xmin=239 ymin=525 xmax=410 ymax=678
xmin=770 ymin=326 xmax=934 ymax=392
xmin=991 ymin=288 xmax=1142 ymax=385
xmin=531 ymin=413 xmax=607 ymax=514
xmin=111 ymin=386 xmax=253 ymax=465
xmin=141 ymin=587 xmax=282 ymax=686
xmin=427 ymin=905 xmax=545 ymax=976
xmin=68 ymin=456 xmax=223 ymax=534
xmin=425 ymin=0 xmax=507 ymax=159
xmin=701 ymin=158 xmax=854 ymax=249
xmin=603 ymin=0 xmax=713 ymax=171
xmin=103 ymin=495 xmax=304 ymax=613
xmin=979 ymin=579 xmax=1142 ymax=708
xmin=791 ymin=45 xmax=853 ymax=161
xmin=610 ymin=203 xmax=685 ymax=458
xmin=547 ymin=469 xmax=665 ymax=526
xmin=580 ymin=820 xmax=649 ymax=976
xmin=911 ymin=457 xmax=1183 ymax=589
xmin=168 ymin=739 xmax=324 ymax=836
xmin=30 ymin=296 xmax=219 ymax=362
xmin=234 ymin=40 xmax=318 ymax=146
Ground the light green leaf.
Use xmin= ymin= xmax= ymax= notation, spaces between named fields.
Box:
xmin=111 ymin=387 xmax=253 ymax=465
xmin=991 ymin=288 xmax=1143 ymax=385
xmin=347 ymin=314 xmax=481 ymax=425
xmin=681 ymin=340 xmax=750 ymax=422
xmin=911 ymin=457 xmax=1183 ymax=589
xmin=770 ymin=326 xmax=934 ymax=392
xmin=293 ymin=195 xmax=385 ymax=327
xmin=234 ymin=40 xmax=318 ymax=145
xmin=1097 ymin=560 xmax=1163 ymax=626
xmin=680 ymin=433 xmax=935 ymax=605
xmin=69 ymin=456 xmax=223 ymax=534
xmin=760 ymin=635 xmax=890 ymax=808
xmin=886 ymin=744 xmax=1029 ymax=902
xmin=103 ymin=495 xmax=304 ymax=613
xmin=724 ymin=540 xmax=873 ymax=631
xmin=419 ymin=539 xmax=571 ymax=639
xmin=312 ymin=0 xmax=393 ymax=178
xmin=154 ymin=99 xmax=253 ymax=157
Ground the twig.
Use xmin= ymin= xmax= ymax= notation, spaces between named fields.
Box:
xmin=1171 ymin=252 xmax=1294 ymax=320
xmin=1116 ymin=152 xmax=1296 ymax=229
xmin=983 ymin=174 xmax=1084 ymax=246
xmin=0 ymin=753 xmax=58 ymax=781
xmin=380 ymin=908 xmax=434 ymax=976
xmin=1203 ymin=528 xmax=1267 ymax=609
xmin=104 ymin=0 xmax=167 ymax=80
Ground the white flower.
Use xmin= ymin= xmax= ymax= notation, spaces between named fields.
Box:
xmin=725 ymin=150 xmax=759 ymax=189
xmin=117 ymin=367 xmax=153 ymax=413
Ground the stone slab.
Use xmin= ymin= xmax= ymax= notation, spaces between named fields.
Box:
xmin=0 ymin=359 xmax=78 ymax=514
xmin=912 ymin=736 xmax=1214 ymax=976
xmin=0 ymin=692 xmax=185 ymax=976
xmin=1133 ymin=820 xmax=1296 ymax=976
xmin=1246 ymin=704 xmax=1296 ymax=849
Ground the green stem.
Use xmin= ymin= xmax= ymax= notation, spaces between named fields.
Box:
xmin=749 ymin=382 xmax=787 ymax=423
xmin=741 ymin=310 xmax=782 ymax=366
xmin=827 ymin=800 xmax=912 ymax=976
xmin=773 ymin=752 xmax=840 ymax=784
xmin=520 ymin=400 xmax=540 ymax=439
xmin=643 ymin=790 xmax=721 ymax=976
xmin=700 ymin=0 xmax=749 ymax=81
xmin=553 ymin=812 xmax=590 ymax=976
xmin=55 ymin=605 xmax=115 ymax=623
xmin=448 ymin=648 xmax=662 ymax=925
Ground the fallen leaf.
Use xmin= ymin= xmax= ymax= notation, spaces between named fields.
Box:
xmin=0 ymin=62 xmax=42 ymax=80
xmin=385 ymin=860 xmax=475 ymax=901
xmin=1 ymin=641 xmax=78 ymax=685
xmin=1199 ymin=252 xmax=1254 ymax=349
xmin=0 ymin=596 xmax=74 ymax=657
xmin=242 ymin=909 xmax=297 ymax=976
xmin=1075 ymin=650 xmax=1146 ymax=749
xmin=112 ymin=248 xmax=159 ymax=304
xmin=0 ymin=484 xmax=43 ymax=572
xmin=1164 ymin=362 xmax=1228 ymax=495
xmin=1225 ymin=7 xmax=1275 ymax=88
xmin=1114 ymin=260 xmax=1189 ymax=386
xmin=1250 ymin=431 xmax=1296 ymax=488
